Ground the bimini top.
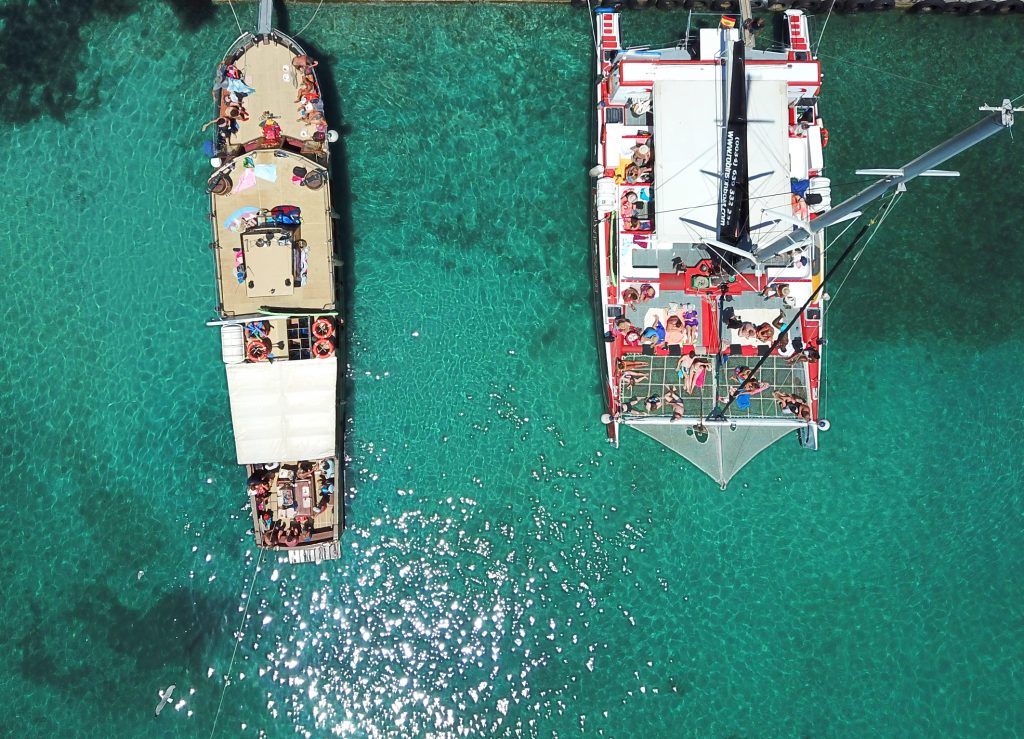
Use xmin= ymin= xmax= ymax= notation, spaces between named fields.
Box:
xmin=652 ymin=77 xmax=792 ymax=249
xmin=225 ymin=358 xmax=337 ymax=464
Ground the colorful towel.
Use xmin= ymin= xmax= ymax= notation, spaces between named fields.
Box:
xmin=232 ymin=168 xmax=256 ymax=194
xmin=254 ymin=164 xmax=277 ymax=182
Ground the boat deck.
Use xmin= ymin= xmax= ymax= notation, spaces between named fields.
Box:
xmin=217 ymin=34 xmax=325 ymax=148
xmin=248 ymin=457 xmax=341 ymax=555
xmin=594 ymin=12 xmax=827 ymax=441
xmin=210 ymin=148 xmax=335 ymax=316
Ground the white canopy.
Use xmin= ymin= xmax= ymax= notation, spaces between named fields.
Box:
xmin=225 ymin=358 xmax=337 ymax=464
xmin=746 ymin=79 xmax=793 ymax=249
xmin=652 ymin=77 xmax=794 ymax=249
xmin=653 ymin=79 xmax=721 ymax=246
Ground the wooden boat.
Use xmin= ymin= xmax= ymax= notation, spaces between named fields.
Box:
xmin=205 ymin=0 xmax=342 ymax=563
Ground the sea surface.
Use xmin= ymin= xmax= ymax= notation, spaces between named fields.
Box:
xmin=0 ymin=2 xmax=1022 ymax=737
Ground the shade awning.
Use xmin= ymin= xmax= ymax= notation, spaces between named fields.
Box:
xmin=225 ymin=358 xmax=337 ymax=464
xmin=652 ymin=77 xmax=794 ymax=249
xmin=653 ymin=79 xmax=721 ymax=246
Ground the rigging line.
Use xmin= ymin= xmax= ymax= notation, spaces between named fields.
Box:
xmin=815 ymin=52 xmax=961 ymax=94
xmin=586 ymin=1 xmax=600 ymax=59
xmin=703 ymin=243 xmax=758 ymax=292
xmin=821 ymin=190 xmax=902 ymax=319
xmin=208 ymin=547 xmax=266 ymax=739
xmin=812 ymin=0 xmax=837 ymax=57
xmin=823 ymin=215 xmax=859 ymax=254
xmin=709 ymin=220 xmax=873 ymax=421
xmin=295 ymin=0 xmax=326 ymax=39
xmin=226 ymin=0 xmax=244 ymax=36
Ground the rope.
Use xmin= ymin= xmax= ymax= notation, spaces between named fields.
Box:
xmin=586 ymin=1 xmax=600 ymax=59
xmin=226 ymin=0 xmax=244 ymax=36
xmin=208 ymin=547 xmax=266 ymax=739
xmin=821 ymin=189 xmax=902 ymax=319
xmin=813 ymin=0 xmax=837 ymax=57
xmin=295 ymin=0 xmax=326 ymax=39
xmin=815 ymin=52 xmax=962 ymax=95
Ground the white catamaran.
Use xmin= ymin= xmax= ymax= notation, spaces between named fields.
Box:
xmin=591 ymin=9 xmax=1019 ymax=487
xmin=205 ymin=0 xmax=343 ymax=563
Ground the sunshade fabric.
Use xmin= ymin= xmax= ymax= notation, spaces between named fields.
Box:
xmin=225 ymin=358 xmax=337 ymax=464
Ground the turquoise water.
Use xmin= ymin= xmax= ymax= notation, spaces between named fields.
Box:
xmin=1 ymin=3 xmax=1023 ymax=736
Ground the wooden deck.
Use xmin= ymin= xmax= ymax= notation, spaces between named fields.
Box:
xmin=210 ymin=148 xmax=335 ymax=316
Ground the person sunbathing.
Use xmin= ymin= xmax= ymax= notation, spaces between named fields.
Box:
xmin=755 ymin=310 xmax=788 ymax=342
xmin=663 ymin=315 xmax=686 ymax=346
xmin=786 ymin=344 xmax=820 ymax=365
xmin=773 ymin=391 xmax=811 ymax=420
xmin=663 ymin=385 xmax=686 ymax=421
xmin=616 ymin=358 xmax=648 ymax=372
xmin=638 ymin=283 xmax=655 ymax=303
xmin=677 ymin=352 xmax=711 ymax=394
xmin=620 ymin=370 xmax=648 ymax=387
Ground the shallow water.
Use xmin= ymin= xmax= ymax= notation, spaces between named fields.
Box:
xmin=0 ymin=3 xmax=1022 ymax=737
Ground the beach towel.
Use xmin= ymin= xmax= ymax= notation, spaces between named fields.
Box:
xmin=232 ymin=168 xmax=257 ymax=194
xmin=254 ymin=163 xmax=277 ymax=182
xmin=222 ymin=78 xmax=256 ymax=95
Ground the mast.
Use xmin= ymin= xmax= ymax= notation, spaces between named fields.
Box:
xmin=755 ymin=99 xmax=1023 ymax=260
xmin=718 ymin=39 xmax=750 ymax=250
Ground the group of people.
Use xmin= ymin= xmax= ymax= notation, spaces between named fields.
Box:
xmin=248 ymin=458 xmax=336 ymax=548
xmin=613 ymin=302 xmax=700 ymax=351
xmin=204 ymin=61 xmax=256 ymax=139
xmin=620 ymin=190 xmax=653 ymax=232
xmin=293 ymin=54 xmax=327 ymax=135
xmin=615 ymin=356 xmax=814 ymax=421
xmin=202 ymin=52 xmax=327 ymax=146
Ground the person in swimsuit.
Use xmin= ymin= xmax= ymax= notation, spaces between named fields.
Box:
xmin=638 ymin=284 xmax=655 ymax=303
xmin=772 ymin=391 xmax=812 ymax=420
xmin=663 ymin=315 xmax=685 ymax=346
xmin=663 ymin=385 xmax=686 ymax=421
xmin=755 ymin=310 xmax=788 ymax=343
xmin=621 ymin=370 xmax=648 ymax=387
xmin=622 ymin=286 xmax=640 ymax=311
xmin=786 ymin=343 xmax=820 ymax=365
xmin=616 ymin=358 xmax=648 ymax=372
xmin=677 ymin=352 xmax=711 ymax=395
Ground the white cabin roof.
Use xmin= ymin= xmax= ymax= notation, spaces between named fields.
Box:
xmin=225 ymin=358 xmax=337 ymax=464
xmin=652 ymin=77 xmax=794 ymax=249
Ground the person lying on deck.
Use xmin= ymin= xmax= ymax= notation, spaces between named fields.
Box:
xmin=719 ymin=379 xmax=771 ymax=410
xmin=773 ymin=391 xmax=812 ymax=420
xmin=677 ymin=352 xmax=711 ymax=395
xmin=786 ymin=343 xmax=820 ymax=365
xmin=622 ymin=286 xmax=639 ymax=311
xmin=617 ymin=358 xmax=648 ymax=373
xmin=725 ymin=308 xmax=786 ymax=342
xmin=664 ymin=386 xmax=686 ymax=421
xmin=621 ymin=370 xmax=648 ymax=387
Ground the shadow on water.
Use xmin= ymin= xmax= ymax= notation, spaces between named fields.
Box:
xmin=282 ymin=0 xmax=358 ymax=530
xmin=15 ymin=584 xmax=228 ymax=694
xmin=0 ymin=0 xmax=215 ymax=124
